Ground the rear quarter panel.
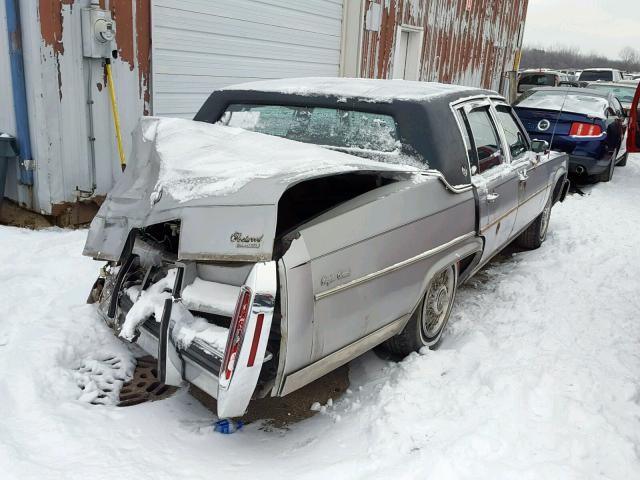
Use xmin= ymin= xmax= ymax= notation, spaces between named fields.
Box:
xmin=280 ymin=176 xmax=477 ymax=376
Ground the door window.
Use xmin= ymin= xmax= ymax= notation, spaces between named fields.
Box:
xmin=612 ymin=98 xmax=624 ymax=117
xmin=494 ymin=105 xmax=529 ymax=160
xmin=465 ymin=107 xmax=504 ymax=174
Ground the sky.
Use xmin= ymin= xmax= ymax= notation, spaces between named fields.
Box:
xmin=522 ymin=0 xmax=640 ymax=59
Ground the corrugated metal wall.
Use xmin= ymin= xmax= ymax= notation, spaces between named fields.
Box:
xmin=360 ymin=0 xmax=528 ymax=90
xmin=151 ymin=0 xmax=344 ymax=118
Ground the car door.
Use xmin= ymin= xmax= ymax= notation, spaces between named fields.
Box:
xmin=628 ymin=83 xmax=640 ymax=153
xmin=492 ymin=102 xmax=550 ymax=235
xmin=457 ymin=100 xmax=520 ymax=264
xmin=612 ymin=97 xmax=629 ymax=158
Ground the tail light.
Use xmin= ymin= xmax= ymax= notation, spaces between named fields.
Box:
xmin=569 ymin=122 xmax=603 ymax=137
xmin=221 ymin=286 xmax=252 ymax=383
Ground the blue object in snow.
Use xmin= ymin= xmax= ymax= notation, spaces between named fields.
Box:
xmin=214 ymin=419 xmax=243 ymax=434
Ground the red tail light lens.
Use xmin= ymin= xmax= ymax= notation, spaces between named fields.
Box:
xmin=569 ymin=122 xmax=603 ymax=137
xmin=221 ymin=286 xmax=252 ymax=383
xmin=247 ymin=313 xmax=265 ymax=367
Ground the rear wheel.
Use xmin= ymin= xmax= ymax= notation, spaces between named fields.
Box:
xmin=597 ymin=149 xmax=617 ymax=182
xmin=517 ymin=193 xmax=552 ymax=250
xmin=617 ymin=152 xmax=628 ymax=166
xmin=384 ymin=265 xmax=457 ymax=356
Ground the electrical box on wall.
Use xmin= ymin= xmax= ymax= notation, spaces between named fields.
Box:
xmin=81 ymin=7 xmax=116 ymax=58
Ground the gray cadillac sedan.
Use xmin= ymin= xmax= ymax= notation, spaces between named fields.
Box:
xmin=84 ymin=78 xmax=569 ymax=418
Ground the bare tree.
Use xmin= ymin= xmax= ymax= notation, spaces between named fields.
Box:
xmin=520 ymin=44 xmax=640 ymax=72
xmin=620 ymin=46 xmax=639 ymax=65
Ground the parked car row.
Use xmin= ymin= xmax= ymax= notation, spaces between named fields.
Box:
xmin=82 ymin=77 xmax=640 ymax=419
xmin=513 ymin=87 xmax=629 ymax=181
xmin=517 ymin=68 xmax=636 ymax=94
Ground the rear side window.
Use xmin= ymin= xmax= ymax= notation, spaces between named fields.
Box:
xmin=580 ymin=70 xmax=613 ymax=81
xmin=463 ymin=107 xmax=504 ymax=174
xmin=519 ymin=74 xmax=556 ymax=86
xmin=494 ymin=105 xmax=529 ymax=160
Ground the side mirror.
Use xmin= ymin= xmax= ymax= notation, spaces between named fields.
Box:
xmin=531 ymin=139 xmax=549 ymax=154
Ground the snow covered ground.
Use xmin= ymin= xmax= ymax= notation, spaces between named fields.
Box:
xmin=2 ymin=157 xmax=640 ymax=480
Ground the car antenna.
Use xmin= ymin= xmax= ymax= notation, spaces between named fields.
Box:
xmin=547 ymin=88 xmax=572 ymax=157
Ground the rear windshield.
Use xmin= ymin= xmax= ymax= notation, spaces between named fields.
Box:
xmin=514 ymin=90 xmax=608 ymax=118
xmin=579 ymin=70 xmax=613 ymax=81
xmin=519 ymin=74 xmax=556 ymax=86
xmin=587 ymin=84 xmax=636 ymax=103
xmin=218 ymin=104 xmax=401 ymax=154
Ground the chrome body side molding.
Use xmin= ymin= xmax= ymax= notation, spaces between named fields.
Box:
xmin=314 ymin=231 xmax=476 ymax=301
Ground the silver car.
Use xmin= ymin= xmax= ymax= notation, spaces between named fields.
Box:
xmin=84 ymin=78 xmax=569 ymax=418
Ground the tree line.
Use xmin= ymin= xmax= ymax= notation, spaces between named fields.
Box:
xmin=520 ymin=46 xmax=640 ymax=73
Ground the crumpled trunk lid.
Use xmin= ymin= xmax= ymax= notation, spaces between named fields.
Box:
xmin=84 ymin=117 xmax=417 ymax=262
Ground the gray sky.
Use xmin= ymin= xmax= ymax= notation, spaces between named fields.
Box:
xmin=522 ymin=0 xmax=640 ymax=59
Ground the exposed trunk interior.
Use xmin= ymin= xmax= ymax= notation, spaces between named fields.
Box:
xmin=273 ymin=171 xmax=397 ymax=255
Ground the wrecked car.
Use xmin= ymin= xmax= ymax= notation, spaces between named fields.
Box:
xmin=84 ymin=78 xmax=569 ymax=418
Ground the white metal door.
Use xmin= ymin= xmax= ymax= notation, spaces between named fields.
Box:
xmin=151 ymin=0 xmax=345 ymax=118
xmin=393 ymin=31 xmax=409 ymax=79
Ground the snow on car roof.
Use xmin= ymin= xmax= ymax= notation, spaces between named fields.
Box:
xmin=221 ymin=77 xmax=479 ymax=102
xmin=515 ymin=89 xmax=610 ymax=118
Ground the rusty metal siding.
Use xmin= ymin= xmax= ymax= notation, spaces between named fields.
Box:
xmin=360 ymin=0 xmax=528 ymax=90
xmin=0 ymin=0 xmax=150 ymax=213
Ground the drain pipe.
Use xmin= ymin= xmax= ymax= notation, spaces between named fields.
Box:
xmin=86 ymin=60 xmax=97 ymax=193
xmin=5 ymin=0 xmax=34 ymax=186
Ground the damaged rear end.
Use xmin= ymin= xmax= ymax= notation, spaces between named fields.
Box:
xmin=92 ymin=224 xmax=277 ymax=419
xmin=85 ymin=117 xmax=419 ymax=418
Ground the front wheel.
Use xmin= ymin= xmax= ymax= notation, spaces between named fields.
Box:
xmin=517 ymin=193 xmax=552 ymax=250
xmin=384 ymin=264 xmax=458 ymax=356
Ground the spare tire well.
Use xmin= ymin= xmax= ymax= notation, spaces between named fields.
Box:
xmin=274 ymin=172 xmax=397 ymax=248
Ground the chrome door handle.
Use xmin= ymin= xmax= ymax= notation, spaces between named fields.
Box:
xmin=519 ymin=170 xmax=529 ymax=182
xmin=487 ymin=192 xmax=500 ymax=203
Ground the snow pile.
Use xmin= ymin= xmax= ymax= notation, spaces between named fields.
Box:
xmin=171 ymin=312 xmax=229 ymax=354
xmin=223 ymin=77 xmax=476 ymax=102
xmin=182 ymin=278 xmax=240 ymax=317
xmin=2 ymin=156 xmax=640 ymax=479
xmin=142 ymin=117 xmax=420 ymax=203
xmin=120 ymin=269 xmax=176 ymax=340
xmin=122 ymin=273 xmax=233 ymax=351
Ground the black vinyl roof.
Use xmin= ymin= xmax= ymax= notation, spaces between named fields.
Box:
xmin=194 ymin=79 xmax=496 ymax=186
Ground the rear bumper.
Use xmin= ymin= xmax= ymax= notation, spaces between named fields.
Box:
xmin=98 ymin=297 xmax=225 ymax=401
xmin=96 ymin=234 xmax=278 ymax=418
xmin=568 ymin=153 xmax=613 ymax=175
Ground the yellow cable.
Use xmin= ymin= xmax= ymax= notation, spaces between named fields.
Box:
xmin=105 ymin=60 xmax=126 ymax=170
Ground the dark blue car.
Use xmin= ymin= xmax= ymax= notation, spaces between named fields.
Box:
xmin=514 ymin=87 xmax=628 ymax=182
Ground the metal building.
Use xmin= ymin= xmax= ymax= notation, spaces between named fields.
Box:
xmin=0 ymin=0 xmax=527 ymax=224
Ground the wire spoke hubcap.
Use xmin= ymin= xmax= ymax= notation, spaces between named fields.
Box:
xmin=540 ymin=197 xmax=552 ymax=240
xmin=422 ymin=268 xmax=455 ymax=339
